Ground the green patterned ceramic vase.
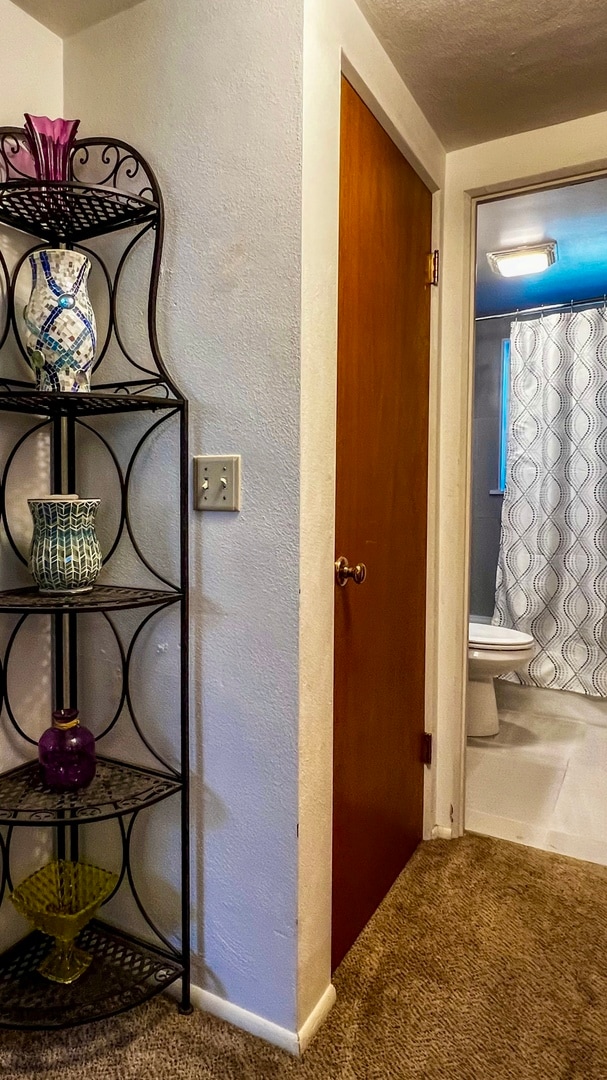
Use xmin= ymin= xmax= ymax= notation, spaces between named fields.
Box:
xmin=29 ymin=497 xmax=102 ymax=595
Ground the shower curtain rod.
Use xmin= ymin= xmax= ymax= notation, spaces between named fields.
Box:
xmin=475 ymin=294 xmax=607 ymax=322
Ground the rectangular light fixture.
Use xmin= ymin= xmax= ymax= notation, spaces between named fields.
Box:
xmin=487 ymin=241 xmax=557 ymax=278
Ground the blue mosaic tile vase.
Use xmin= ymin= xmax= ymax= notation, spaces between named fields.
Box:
xmin=29 ymin=497 xmax=102 ymax=595
xmin=23 ymin=249 xmax=96 ymax=393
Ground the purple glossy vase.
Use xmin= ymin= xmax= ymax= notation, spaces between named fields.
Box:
xmin=38 ymin=709 xmax=96 ymax=792
xmin=23 ymin=114 xmax=80 ymax=182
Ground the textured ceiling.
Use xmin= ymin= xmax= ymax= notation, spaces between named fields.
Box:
xmin=356 ymin=0 xmax=607 ymax=149
xmin=10 ymin=0 xmax=145 ymax=37
xmin=13 ymin=0 xmax=607 ymax=145
xmin=476 ymin=176 xmax=607 ymax=316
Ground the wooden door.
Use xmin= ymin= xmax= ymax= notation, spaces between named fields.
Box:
xmin=332 ymin=77 xmax=433 ymax=971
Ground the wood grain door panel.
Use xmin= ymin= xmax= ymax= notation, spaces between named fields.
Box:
xmin=332 ymin=78 xmax=433 ymax=971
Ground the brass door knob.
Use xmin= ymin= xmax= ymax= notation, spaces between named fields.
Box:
xmin=335 ymin=556 xmax=367 ymax=587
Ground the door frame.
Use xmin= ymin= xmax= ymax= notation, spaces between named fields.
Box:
xmin=299 ymin=9 xmax=445 ymax=1030
xmin=439 ymin=129 xmax=607 ymax=842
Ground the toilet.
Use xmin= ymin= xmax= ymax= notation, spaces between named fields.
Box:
xmin=467 ymin=622 xmax=536 ymax=737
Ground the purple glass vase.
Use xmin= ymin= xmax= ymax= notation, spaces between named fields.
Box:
xmin=23 ymin=114 xmax=80 ymax=182
xmin=38 ymin=709 xmax=96 ymax=792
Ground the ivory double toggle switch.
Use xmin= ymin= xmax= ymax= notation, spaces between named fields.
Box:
xmin=193 ymin=455 xmax=241 ymax=511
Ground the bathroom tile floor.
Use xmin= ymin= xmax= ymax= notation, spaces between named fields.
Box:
xmin=466 ymin=709 xmax=607 ymax=866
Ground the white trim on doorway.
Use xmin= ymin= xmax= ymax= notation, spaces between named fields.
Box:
xmin=299 ymin=0 xmax=446 ymax=1034
xmin=438 ymin=110 xmax=607 ymax=839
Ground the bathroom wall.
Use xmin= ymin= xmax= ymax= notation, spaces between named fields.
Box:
xmin=470 ymin=315 xmax=510 ymax=618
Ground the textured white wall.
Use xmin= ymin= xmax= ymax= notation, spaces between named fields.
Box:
xmin=64 ymin=0 xmax=303 ymax=1030
xmin=0 ymin=0 xmax=62 ymax=124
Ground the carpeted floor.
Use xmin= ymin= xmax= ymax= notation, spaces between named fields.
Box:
xmin=2 ymin=834 xmax=607 ymax=1079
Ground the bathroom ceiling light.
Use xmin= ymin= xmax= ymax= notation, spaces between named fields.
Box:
xmin=487 ymin=241 xmax=558 ymax=278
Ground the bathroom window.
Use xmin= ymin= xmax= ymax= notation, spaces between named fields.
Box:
xmin=491 ymin=337 xmax=510 ymax=495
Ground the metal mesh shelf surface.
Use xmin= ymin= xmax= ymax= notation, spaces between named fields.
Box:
xmin=0 ymin=756 xmax=181 ymax=826
xmin=0 ymin=181 xmax=158 ymax=243
xmin=0 ymin=585 xmax=181 ymax=614
xmin=0 ymin=388 xmax=183 ymax=416
xmin=0 ymin=920 xmax=182 ymax=1029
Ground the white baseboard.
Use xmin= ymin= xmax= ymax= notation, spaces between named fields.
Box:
xmin=432 ymin=825 xmax=453 ymax=839
xmin=298 ymin=983 xmax=337 ymax=1053
xmin=168 ymin=980 xmax=336 ymax=1057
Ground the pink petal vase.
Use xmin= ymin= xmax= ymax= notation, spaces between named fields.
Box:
xmin=23 ymin=114 xmax=80 ymax=182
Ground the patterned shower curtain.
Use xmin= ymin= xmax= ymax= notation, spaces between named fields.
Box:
xmin=493 ymin=308 xmax=607 ymax=696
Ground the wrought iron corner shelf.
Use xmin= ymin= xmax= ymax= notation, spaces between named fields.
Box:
xmin=0 ymin=179 xmax=159 ymax=245
xmin=0 ymin=128 xmax=191 ymax=1025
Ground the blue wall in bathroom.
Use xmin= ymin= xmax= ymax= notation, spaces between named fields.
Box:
xmin=472 ymin=176 xmax=607 ymax=616
xmin=476 ymin=178 xmax=607 ymax=317
xmin=470 ymin=317 xmax=510 ymax=618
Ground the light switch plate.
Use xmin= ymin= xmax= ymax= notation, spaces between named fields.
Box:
xmin=193 ymin=455 xmax=241 ymax=511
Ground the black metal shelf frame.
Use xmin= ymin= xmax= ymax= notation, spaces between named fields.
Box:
xmin=0 ymin=756 xmax=182 ymax=827
xmin=0 ymin=180 xmax=158 ymax=244
xmin=0 ymin=389 xmax=184 ymax=416
xmin=0 ymin=585 xmax=182 ymax=613
xmin=0 ymin=920 xmax=183 ymax=1030
xmin=0 ymin=129 xmax=191 ymax=1029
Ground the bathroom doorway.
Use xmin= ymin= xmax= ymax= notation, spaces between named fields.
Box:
xmin=465 ymin=173 xmax=607 ymax=865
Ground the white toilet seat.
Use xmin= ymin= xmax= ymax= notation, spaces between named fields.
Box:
xmin=468 ymin=622 xmax=534 ymax=650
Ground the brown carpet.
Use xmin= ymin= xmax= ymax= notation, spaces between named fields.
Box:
xmin=2 ymin=834 xmax=607 ymax=1079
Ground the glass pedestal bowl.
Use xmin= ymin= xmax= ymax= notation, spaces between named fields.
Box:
xmin=10 ymin=860 xmax=119 ymax=984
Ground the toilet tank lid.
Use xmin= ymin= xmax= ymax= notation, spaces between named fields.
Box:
xmin=469 ymin=622 xmax=534 ymax=647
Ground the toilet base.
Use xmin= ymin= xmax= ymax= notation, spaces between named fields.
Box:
xmin=467 ymin=676 xmax=499 ymax=737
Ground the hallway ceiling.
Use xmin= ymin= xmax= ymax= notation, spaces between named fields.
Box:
xmin=12 ymin=0 xmax=607 ymax=146
xmin=10 ymin=0 xmax=144 ymax=37
xmin=357 ymin=0 xmax=607 ymax=149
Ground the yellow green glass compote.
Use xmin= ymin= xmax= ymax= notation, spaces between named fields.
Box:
xmin=11 ymin=860 xmax=118 ymax=984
